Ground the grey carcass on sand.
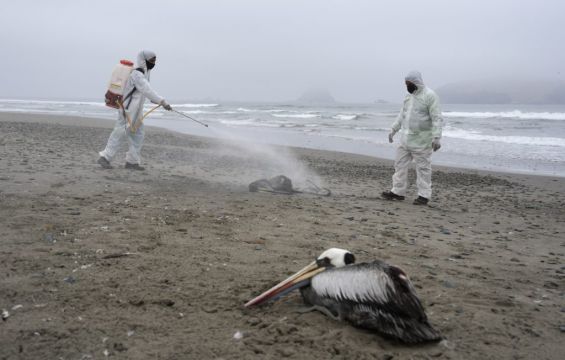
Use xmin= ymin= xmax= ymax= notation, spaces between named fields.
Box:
xmin=249 ymin=175 xmax=330 ymax=196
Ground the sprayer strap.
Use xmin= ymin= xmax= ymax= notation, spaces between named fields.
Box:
xmin=123 ymin=87 xmax=136 ymax=109
xmin=123 ymin=68 xmax=146 ymax=109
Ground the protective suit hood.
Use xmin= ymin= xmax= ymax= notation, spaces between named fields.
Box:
xmin=405 ymin=71 xmax=425 ymax=88
xmin=136 ymin=50 xmax=156 ymax=74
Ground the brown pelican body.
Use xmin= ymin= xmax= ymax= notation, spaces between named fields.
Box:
xmin=245 ymin=248 xmax=442 ymax=343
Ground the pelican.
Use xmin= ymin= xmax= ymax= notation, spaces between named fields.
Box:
xmin=245 ymin=248 xmax=442 ymax=343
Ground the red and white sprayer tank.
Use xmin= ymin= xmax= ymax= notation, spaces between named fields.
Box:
xmin=104 ymin=59 xmax=134 ymax=109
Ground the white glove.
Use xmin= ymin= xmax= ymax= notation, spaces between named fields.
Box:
xmin=432 ymin=137 xmax=441 ymax=151
xmin=160 ymin=100 xmax=172 ymax=111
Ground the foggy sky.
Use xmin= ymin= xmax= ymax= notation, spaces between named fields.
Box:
xmin=1 ymin=0 xmax=564 ymax=103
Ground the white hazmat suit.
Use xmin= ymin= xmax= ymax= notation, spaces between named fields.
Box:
xmin=389 ymin=71 xmax=443 ymax=200
xmin=99 ymin=50 xmax=165 ymax=166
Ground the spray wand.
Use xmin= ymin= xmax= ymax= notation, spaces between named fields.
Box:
xmin=170 ymin=108 xmax=209 ymax=127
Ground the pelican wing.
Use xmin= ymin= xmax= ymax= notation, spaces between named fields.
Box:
xmin=310 ymin=262 xmax=423 ymax=315
xmin=307 ymin=261 xmax=441 ymax=343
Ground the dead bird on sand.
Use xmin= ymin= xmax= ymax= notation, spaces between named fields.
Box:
xmin=248 ymin=175 xmax=330 ymax=196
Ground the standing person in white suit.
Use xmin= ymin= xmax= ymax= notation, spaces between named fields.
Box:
xmin=98 ymin=50 xmax=172 ymax=171
xmin=382 ymin=71 xmax=443 ymax=205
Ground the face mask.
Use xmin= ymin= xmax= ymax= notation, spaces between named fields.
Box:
xmin=146 ymin=60 xmax=156 ymax=70
xmin=406 ymin=82 xmax=417 ymax=94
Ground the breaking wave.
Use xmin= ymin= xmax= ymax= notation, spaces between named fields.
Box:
xmin=175 ymin=103 xmax=219 ymax=108
xmin=271 ymin=113 xmax=321 ymax=119
xmin=443 ymin=110 xmax=565 ymax=121
xmin=177 ymin=110 xmax=236 ymax=114
xmin=444 ymin=129 xmax=565 ymax=147
xmin=237 ymin=108 xmax=287 ymax=113
xmin=332 ymin=114 xmax=360 ymax=121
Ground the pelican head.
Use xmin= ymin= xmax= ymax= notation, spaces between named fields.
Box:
xmin=315 ymin=248 xmax=356 ymax=268
xmin=244 ymin=248 xmax=355 ymax=307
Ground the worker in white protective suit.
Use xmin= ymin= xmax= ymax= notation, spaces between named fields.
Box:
xmin=382 ymin=71 xmax=443 ymax=205
xmin=98 ymin=50 xmax=172 ymax=170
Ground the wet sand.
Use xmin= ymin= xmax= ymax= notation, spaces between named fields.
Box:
xmin=0 ymin=112 xmax=564 ymax=359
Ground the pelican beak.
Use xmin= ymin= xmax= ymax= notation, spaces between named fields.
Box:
xmin=244 ymin=261 xmax=326 ymax=307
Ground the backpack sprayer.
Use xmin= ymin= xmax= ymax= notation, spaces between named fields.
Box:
xmin=105 ymin=59 xmax=208 ymax=131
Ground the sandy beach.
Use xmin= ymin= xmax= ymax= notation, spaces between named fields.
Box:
xmin=0 ymin=112 xmax=563 ymax=359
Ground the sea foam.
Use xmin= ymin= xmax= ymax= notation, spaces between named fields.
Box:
xmin=444 ymin=129 xmax=565 ymax=147
xmin=333 ymin=114 xmax=359 ymax=121
xmin=443 ymin=110 xmax=565 ymax=121
xmin=175 ymin=103 xmax=219 ymax=108
xmin=271 ymin=113 xmax=321 ymax=119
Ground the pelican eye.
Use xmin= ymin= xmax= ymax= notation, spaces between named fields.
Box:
xmin=316 ymin=257 xmax=332 ymax=267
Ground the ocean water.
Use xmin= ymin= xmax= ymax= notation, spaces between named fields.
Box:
xmin=1 ymin=99 xmax=565 ymax=177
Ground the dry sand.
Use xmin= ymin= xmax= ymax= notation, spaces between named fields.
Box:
xmin=0 ymin=112 xmax=564 ymax=359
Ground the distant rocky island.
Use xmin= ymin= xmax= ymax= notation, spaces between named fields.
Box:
xmin=436 ymin=79 xmax=565 ymax=104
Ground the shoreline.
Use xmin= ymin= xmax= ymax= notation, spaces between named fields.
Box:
xmin=2 ymin=111 xmax=564 ymax=183
xmin=1 ymin=112 xmax=564 ymax=359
